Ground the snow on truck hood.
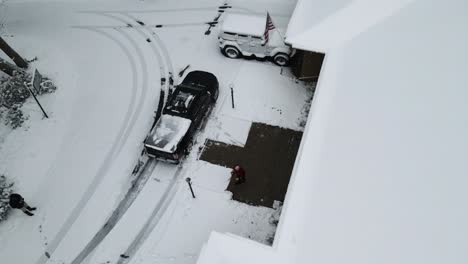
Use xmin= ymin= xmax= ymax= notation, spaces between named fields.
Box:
xmin=145 ymin=115 xmax=192 ymax=153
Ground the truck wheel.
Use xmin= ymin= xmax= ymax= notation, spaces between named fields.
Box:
xmin=273 ymin=53 xmax=290 ymax=66
xmin=223 ymin=46 xmax=241 ymax=59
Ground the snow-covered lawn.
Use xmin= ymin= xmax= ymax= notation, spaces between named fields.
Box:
xmin=0 ymin=1 xmax=310 ymax=264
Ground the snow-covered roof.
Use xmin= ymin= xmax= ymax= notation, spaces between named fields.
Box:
xmin=220 ymin=13 xmax=266 ymax=37
xmin=285 ymin=0 xmax=412 ymax=52
xmin=145 ymin=114 xmax=191 ymax=153
xmin=198 ymin=0 xmax=468 ymax=264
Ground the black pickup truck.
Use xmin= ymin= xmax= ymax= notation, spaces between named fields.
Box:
xmin=144 ymin=71 xmax=219 ymax=163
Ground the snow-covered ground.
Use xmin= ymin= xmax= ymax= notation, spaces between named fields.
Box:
xmin=0 ymin=1 xmax=310 ymax=264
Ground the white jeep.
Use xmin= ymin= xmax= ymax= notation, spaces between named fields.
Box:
xmin=218 ymin=13 xmax=291 ymax=66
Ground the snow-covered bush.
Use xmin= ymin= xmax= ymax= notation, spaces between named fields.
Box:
xmin=4 ymin=105 xmax=25 ymax=128
xmin=0 ymin=175 xmax=14 ymax=221
xmin=0 ymin=70 xmax=57 ymax=128
xmin=0 ymin=71 xmax=30 ymax=128
xmin=297 ymin=82 xmax=317 ymax=129
xmin=266 ymin=201 xmax=283 ymax=245
xmin=0 ymin=71 xmax=30 ymax=106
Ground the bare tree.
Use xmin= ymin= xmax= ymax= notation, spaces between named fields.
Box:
xmin=0 ymin=36 xmax=28 ymax=68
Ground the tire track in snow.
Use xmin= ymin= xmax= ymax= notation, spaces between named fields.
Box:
xmin=83 ymin=13 xmax=154 ymax=155
xmin=121 ymin=12 xmax=174 ymax=75
xmin=70 ymin=160 xmax=158 ymax=264
xmin=120 ymin=12 xmax=175 ymax=103
xmin=82 ymin=11 xmax=172 ymax=124
xmin=85 ymin=11 xmax=174 ymax=126
xmin=119 ymin=12 xmax=173 ymax=105
xmin=49 ymin=11 xmax=169 ymax=264
xmin=112 ymin=26 xmax=150 ymax=155
xmin=36 ymin=26 xmax=149 ymax=264
xmin=77 ymin=7 xmax=220 ymax=14
xmin=78 ymin=5 xmax=289 ymax=17
xmin=78 ymin=5 xmax=290 ymax=17
xmin=70 ymin=22 xmax=212 ymax=29
xmin=116 ymin=165 xmax=185 ymax=264
xmin=83 ymin=11 xmax=173 ymax=107
xmin=228 ymin=7 xmax=291 ymax=18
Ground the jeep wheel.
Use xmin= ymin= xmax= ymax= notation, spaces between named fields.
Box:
xmin=223 ymin=46 xmax=241 ymax=59
xmin=273 ymin=53 xmax=290 ymax=66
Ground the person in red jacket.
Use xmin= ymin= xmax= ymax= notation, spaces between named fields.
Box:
xmin=231 ymin=165 xmax=246 ymax=184
xmin=9 ymin=193 xmax=36 ymax=216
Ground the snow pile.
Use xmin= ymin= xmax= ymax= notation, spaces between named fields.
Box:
xmin=0 ymin=175 xmax=13 ymax=222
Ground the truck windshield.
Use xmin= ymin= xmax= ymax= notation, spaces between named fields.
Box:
xmin=166 ymin=90 xmax=195 ymax=114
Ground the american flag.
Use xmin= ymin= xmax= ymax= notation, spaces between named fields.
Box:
xmin=263 ymin=12 xmax=276 ymax=45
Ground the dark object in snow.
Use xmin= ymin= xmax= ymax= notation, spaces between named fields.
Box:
xmin=213 ymin=13 xmax=222 ymax=22
xmin=146 ymin=38 xmax=151 ymax=43
xmin=9 ymin=193 xmax=36 ymax=216
xmin=231 ymin=165 xmax=246 ymax=184
xmin=26 ymin=84 xmax=49 ymax=119
xmin=120 ymin=254 xmax=129 ymax=259
xmin=169 ymin=72 xmax=174 ymax=85
xmin=26 ymin=56 xmax=38 ymax=63
xmin=45 ymin=252 xmax=51 ymax=258
xmin=127 ymin=24 xmax=133 ymax=27
xmin=218 ymin=4 xmax=232 ymax=9
xmin=266 ymin=234 xmax=274 ymax=245
xmin=178 ymin=64 xmax=190 ymax=77
xmin=8 ymin=193 xmax=24 ymax=208
xmin=155 ymin=25 xmax=163 ymax=28
xmin=205 ymin=9 xmax=223 ymax=35
xmin=136 ymin=20 xmax=145 ymax=26
xmin=144 ymin=71 xmax=219 ymax=163
xmin=230 ymin=84 xmax=235 ymax=109
xmin=132 ymin=160 xmax=144 ymax=175
xmin=185 ymin=177 xmax=196 ymax=198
